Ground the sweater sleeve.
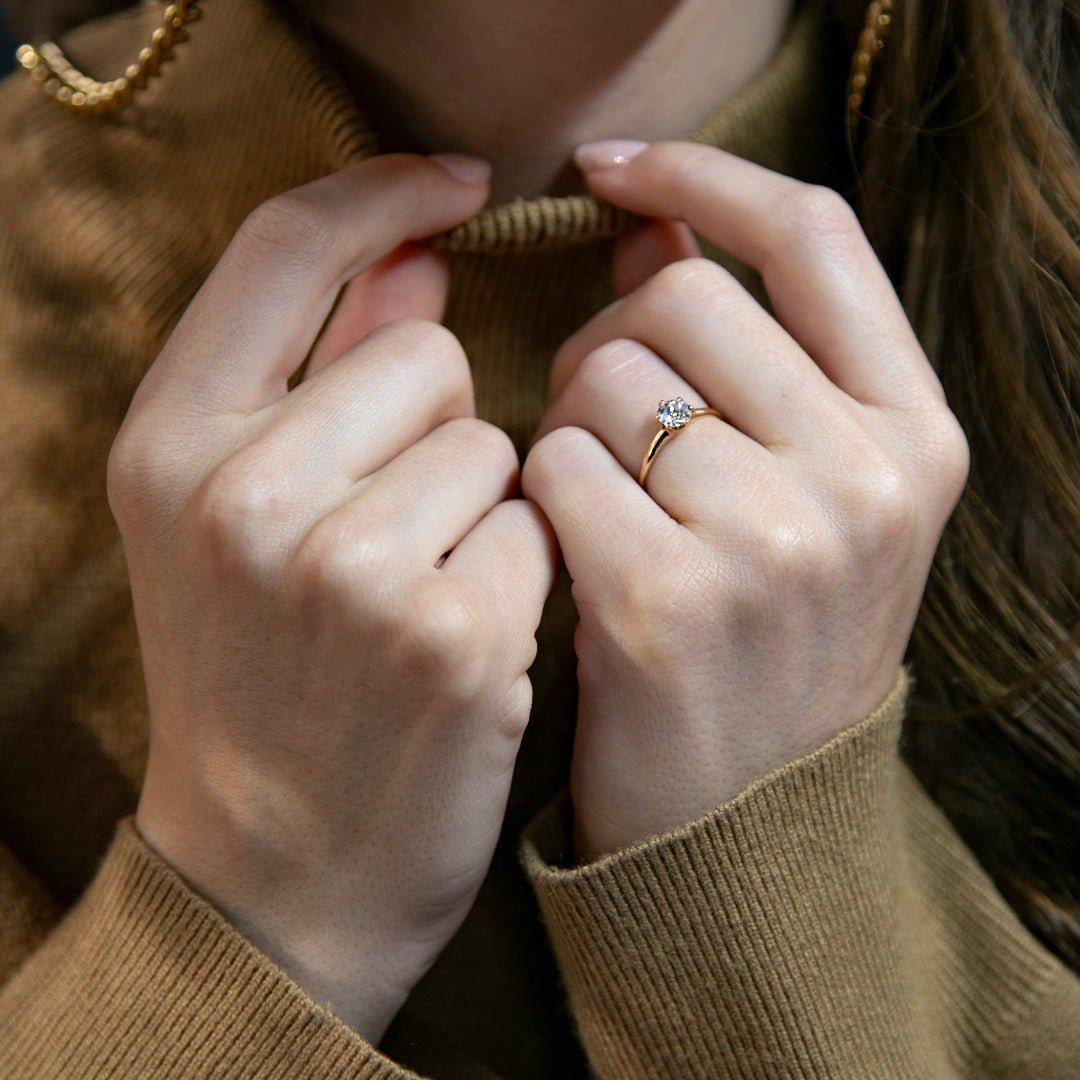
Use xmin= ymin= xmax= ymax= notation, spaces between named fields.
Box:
xmin=518 ymin=665 xmax=1080 ymax=1078
xmin=0 ymin=67 xmax=429 ymax=1079
xmin=0 ymin=821 xmax=426 ymax=1078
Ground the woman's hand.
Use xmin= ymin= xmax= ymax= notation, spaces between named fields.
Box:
xmin=107 ymin=154 xmax=557 ymax=1041
xmin=522 ymin=141 xmax=970 ymax=863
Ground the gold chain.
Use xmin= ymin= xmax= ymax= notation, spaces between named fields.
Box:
xmin=19 ymin=0 xmax=889 ymax=129
xmin=15 ymin=1 xmax=201 ymax=115
xmin=846 ymin=0 xmax=895 ymax=134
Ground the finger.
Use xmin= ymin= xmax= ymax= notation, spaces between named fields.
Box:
xmin=522 ymin=425 xmax=679 ymax=592
xmin=340 ymin=417 xmax=521 ymax=570
xmin=612 ymin=218 xmax=700 ymax=299
xmin=140 ymin=153 xmax=490 ymax=419
xmin=303 ymin=242 xmax=451 ymax=381
xmin=255 ymin=317 xmax=475 ymax=488
xmin=534 ymin=337 xmax=769 ymax=525
xmin=576 ymin=141 xmax=944 ymax=411
xmin=547 ymin=256 xmax=848 ymax=452
xmin=442 ymin=498 xmax=560 ymax=669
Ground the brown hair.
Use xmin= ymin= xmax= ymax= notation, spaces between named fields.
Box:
xmin=7 ymin=0 xmax=1079 ymax=969
xmin=834 ymin=0 xmax=1080 ymax=969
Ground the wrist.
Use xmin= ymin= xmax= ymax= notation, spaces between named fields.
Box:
xmin=135 ymin=763 xmax=430 ymax=1044
xmin=230 ymin=916 xmax=415 ymax=1044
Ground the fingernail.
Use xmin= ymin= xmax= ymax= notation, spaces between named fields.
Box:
xmin=574 ymin=140 xmax=649 ymax=172
xmin=429 ymin=153 xmax=492 ymax=184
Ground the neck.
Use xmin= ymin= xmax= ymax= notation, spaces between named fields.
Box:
xmin=299 ymin=0 xmax=794 ymax=206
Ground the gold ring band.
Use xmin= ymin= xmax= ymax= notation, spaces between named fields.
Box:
xmin=639 ymin=397 xmax=721 ymax=487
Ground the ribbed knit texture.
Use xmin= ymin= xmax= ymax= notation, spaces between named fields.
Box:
xmin=0 ymin=0 xmax=1077 ymax=1077
xmin=0 ymin=821 xmax=419 ymax=1079
xmin=520 ymin=667 xmax=1071 ymax=1078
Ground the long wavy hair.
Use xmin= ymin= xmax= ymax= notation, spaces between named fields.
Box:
xmin=7 ymin=0 xmax=1079 ymax=970
xmin=833 ymin=0 xmax=1080 ymax=971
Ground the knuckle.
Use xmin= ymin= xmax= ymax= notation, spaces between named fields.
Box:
xmin=606 ymin=550 xmax=695 ymax=624
xmin=234 ymin=193 xmax=333 ymax=269
xmin=372 ymin=315 xmax=464 ymax=359
xmin=576 ymin=338 xmax=649 ymax=396
xmin=439 ymin=416 xmax=518 ymax=473
xmin=781 ymin=183 xmax=862 ymax=250
xmin=105 ymin=424 xmax=152 ymax=518
xmin=641 ymin=256 xmax=727 ymax=315
xmin=927 ymin=409 xmax=972 ymax=505
xmin=108 ymin=413 xmax=205 ymax=534
xmin=190 ymin=452 xmax=290 ymax=571
xmin=367 ymin=317 xmax=473 ymax=408
xmin=609 ymin=567 xmax=666 ymax=622
xmin=400 ymin=578 xmax=491 ymax=697
xmin=592 ymin=546 xmax=708 ymax=666
xmin=752 ymin=512 xmax=842 ymax=591
xmin=848 ymin=459 xmax=919 ymax=552
xmin=522 ymin=425 xmax=595 ymax=494
xmin=287 ymin=515 xmax=389 ymax=607
xmin=593 ymin=578 xmax=661 ymax=666
xmin=517 ymin=629 xmax=540 ymax=674
xmin=489 ymin=676 xmax=534 ymax=752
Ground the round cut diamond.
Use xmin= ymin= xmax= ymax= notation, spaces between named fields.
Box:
xmin=656 ymin=396 xmax=693 ymax=430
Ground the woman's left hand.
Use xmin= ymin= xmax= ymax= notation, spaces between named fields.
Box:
xmin=521 ymin=141 xmax=971 ymax=862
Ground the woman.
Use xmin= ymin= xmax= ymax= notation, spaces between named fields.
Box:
xmin=0 ymin=0 xmax=1076 ymax=1075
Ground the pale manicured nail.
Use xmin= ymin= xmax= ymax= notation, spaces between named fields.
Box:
xmin=429 ymin=153 xmax=492 ymax=184
xmin=574 ymin=140 xmax=649 ymax=172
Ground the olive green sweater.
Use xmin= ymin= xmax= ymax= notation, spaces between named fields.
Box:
xmin=0 ymin=1 xmax=1076 ymax=1076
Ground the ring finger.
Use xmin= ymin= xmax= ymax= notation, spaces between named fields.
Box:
xmin=547 ymin=258 xmax=851 ymax=454
xmin=534 ymin=336 xmax=773 ymax=525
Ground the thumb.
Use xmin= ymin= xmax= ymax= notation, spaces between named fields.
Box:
xmin=612 ymin=218 xmax=701 ymax=298
xmin=302 ymin=241 xmax=451 ymax=381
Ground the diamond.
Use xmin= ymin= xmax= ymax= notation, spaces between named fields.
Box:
xmin=656 ymin=397 xmax=694 ymax=430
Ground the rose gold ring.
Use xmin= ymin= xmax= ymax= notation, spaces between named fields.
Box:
xmin=639 ymin=396 xmax=721 ymax=488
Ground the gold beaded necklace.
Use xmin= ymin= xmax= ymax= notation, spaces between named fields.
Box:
xmin=16 ymin=0 xmax=894 ymax=135
xmin=846 ymin=0 xmax=895 ymax=133
xmin=15 ymin=1 xmax=201 ymax=115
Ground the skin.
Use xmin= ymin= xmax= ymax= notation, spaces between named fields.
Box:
xmin=118 ymin=155 xmax=558 ymax=1041
xmin=526 ymin=140 xmax=969 ymax=859
xmin=301 ymin=0 xmax=794 ymax=204
xmin=116 ymin=0 xmax=970 ymax=1048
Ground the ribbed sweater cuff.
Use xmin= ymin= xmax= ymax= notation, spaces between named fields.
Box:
xmin=518 ymin=665 xmax=933 ymax=1078
xmin=0 ymin=819 xmax=419 ymax=1079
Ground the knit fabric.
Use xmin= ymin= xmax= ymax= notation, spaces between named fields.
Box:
xmin=0 ymin=0 xmax=1076 ymax=1076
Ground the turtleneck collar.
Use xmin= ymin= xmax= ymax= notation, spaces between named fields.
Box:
xmin=34 ymin=0 xmax=851 ymax=339
xmin=273 ymin=0 xmax=842 ymax=254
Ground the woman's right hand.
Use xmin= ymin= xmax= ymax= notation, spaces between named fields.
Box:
xmin=105 ymin=154 xmax=558 ymax=1044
